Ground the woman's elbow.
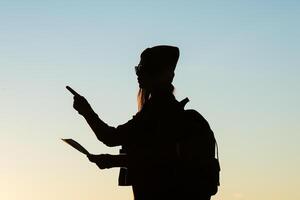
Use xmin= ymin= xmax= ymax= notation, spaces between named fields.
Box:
xmin=96 ymin=134 xmax=120 ymax=147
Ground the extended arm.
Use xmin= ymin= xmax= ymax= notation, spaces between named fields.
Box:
xmin=67 ymin=86 xmax=132 ymax=147
xmin=82 ymin=109 xmax=124 ymax=147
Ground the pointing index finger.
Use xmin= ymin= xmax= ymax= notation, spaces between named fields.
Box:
xmin=66 ymin=86 xmax=80 ymax=96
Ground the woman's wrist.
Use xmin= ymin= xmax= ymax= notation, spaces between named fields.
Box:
xmin=82 ymin=108 xmax=97 ymax=118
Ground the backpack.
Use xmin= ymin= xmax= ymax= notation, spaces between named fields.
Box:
xmin=176 ymin=98 xmax=220 ymax=195
xmin=118 ymin=97 xmax=221 ymax=196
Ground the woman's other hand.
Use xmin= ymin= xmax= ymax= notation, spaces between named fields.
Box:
xmin=87 ymin=154 xmax=113 ymax=169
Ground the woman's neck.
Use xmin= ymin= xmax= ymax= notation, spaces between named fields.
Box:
xmin=151 ymin=84 xmax=174 ymax=98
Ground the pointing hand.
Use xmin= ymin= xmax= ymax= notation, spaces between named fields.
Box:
xmin=66 ymin=86 xmax=93 ymax=116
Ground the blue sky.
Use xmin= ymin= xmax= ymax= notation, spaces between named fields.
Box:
xmin=1 ymin=1 xmax=300 ymax=200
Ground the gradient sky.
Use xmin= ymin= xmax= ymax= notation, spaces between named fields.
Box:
xmin=1 ymin=1 xmax=300 ymax=200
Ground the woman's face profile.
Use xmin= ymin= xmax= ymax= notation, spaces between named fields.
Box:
xmin=136 ymin=63 xmax=171 ymax=91
xmin=135 ymin=63 xmax=153 ymax=89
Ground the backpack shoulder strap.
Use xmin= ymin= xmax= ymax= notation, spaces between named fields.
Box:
xmin=179 ymin=97 xmax=190 ymax=108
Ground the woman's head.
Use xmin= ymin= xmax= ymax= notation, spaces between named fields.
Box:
xmin=136 ymin=45 xmax=180 ymax=110
xmin=135 ymin=45 xmax=179 ymax=91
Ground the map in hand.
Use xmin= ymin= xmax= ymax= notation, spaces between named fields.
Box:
xmin=62 ymin=138 xmax=90 ymax=155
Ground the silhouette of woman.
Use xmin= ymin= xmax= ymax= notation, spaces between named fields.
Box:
xmin=69 ymin=45 xmax=212 ymax=200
